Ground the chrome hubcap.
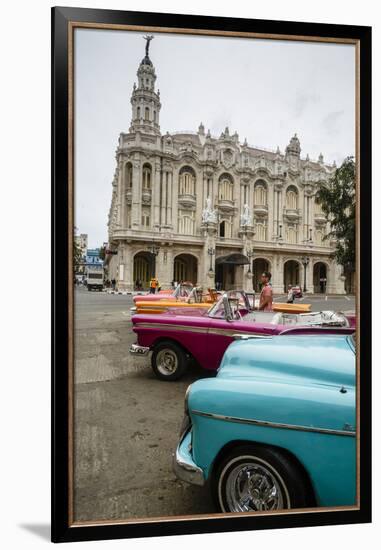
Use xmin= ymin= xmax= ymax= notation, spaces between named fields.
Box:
xmin=156 ymin=349 xmax=178 ymax=376
xmin=225 ymin=461 xmax=285 ymax=512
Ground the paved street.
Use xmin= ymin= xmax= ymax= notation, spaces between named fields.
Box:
xmin=73 ymin=287 xmax=355 ymax=522
xmin=74 ymin=287 xmax=213 ymax=522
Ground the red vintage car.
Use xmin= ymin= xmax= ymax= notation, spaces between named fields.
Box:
xmin=130 ymin=291 xmax=355 ymax=381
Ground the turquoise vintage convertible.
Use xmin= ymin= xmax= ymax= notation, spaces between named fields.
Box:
xmin=173 ymin=333 xmax=356 ymax=513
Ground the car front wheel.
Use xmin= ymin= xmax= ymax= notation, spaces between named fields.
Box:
xmin=213 ymin=444 xmax=311 ymax=513
xmin=151 ymin=341 xmax=188 ymax=381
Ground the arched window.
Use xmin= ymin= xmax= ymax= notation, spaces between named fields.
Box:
xmin=141 ymin=206 xmax=150 ymax=228
xmin=286 ymin=186 xmax=298 ymax=209
xmin=254 ymin=180 xmax=267 ymax=206
xmin=125 ymin=162 xmax=133 ymax=189
xmin=142 ymin=163 xmax=152 ymax=189
xmin=219 ymin=174 xmax=234 ymax=201
xmin=287 ymin=226 xmax=297 ymax=244
xmin=256 ymin=223 xmax=267 ymax=241
xmin=178 ymin=210 xmax=195 ymax=235
xmin=179 ymin=167 xmax=196 ymax=196
xmin=144 ymin=107 xmax=150 ymax=121
xmin=153 ymin=110 xmax=156 ymax=123
xmin=137 ymin=106 xmax=141 ymax=120
xmin=219 ymin=218 xmax=232 ymax=238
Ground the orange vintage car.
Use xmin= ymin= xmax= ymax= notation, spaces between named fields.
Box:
xmin=132 ymin=287 xmax=220 ymax=315
xmin=133 ymin=288 xmax=311 ymax=316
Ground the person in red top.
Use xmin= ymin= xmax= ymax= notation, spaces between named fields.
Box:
xmin=258 ymin=271 xmax=273 ymax=311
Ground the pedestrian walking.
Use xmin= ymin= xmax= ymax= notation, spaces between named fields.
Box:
xmin=287 ymin=284 xmax=295 ymax=304
xmin=149 ymin=277 xmax=156 ymax=294
xmin=111 ymin=278 xmax=116 ymax=290
xmin=258 ymin=271 xmax=273 ymax=311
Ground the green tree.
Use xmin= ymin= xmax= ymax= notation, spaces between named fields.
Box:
xmin=73 ymin=239 xmax=83 ymax=272
xmin=315 ymin=156 xmax=355 ymax=269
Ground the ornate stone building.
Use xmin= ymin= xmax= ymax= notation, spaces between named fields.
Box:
xmin=106 ymin=39 xmax=347 ymax=294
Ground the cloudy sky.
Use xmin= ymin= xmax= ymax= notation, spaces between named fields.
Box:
xmin=74 ymin=29 xmax=355 ymax=247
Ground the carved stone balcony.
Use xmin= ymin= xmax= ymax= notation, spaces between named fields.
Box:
xmin=283 ymin=208 xmax=301 ymax=221
xmin=253 ymin=204 xmax=268 ymax=217
xmin=217 ymin=198 xmax=235 ymax=212
xmin=314 ymin=212 xmax=327 ymax=224
xmin=178 ymin=193 xmax=196 ymax=208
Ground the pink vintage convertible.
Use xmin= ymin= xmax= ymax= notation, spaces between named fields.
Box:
xmin=130 ymin=292 xmax=356 ymax=381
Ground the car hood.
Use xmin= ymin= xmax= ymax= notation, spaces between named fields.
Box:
xmin=218 ymin=334 xmax=355 ymax=389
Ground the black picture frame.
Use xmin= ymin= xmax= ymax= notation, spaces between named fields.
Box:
xmin=52 ymin=6 xmax=372 ymax=543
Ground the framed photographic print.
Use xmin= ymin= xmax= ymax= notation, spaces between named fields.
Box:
xmin=52 ymin=6 xmax=372 ymax=543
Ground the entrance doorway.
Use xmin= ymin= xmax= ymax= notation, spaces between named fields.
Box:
xmin=313 ymin=262 xmax=328 ymax=293
xmin=284 ymin=260 xmax=300 ymax=292
xmin=173 ymin=254 xmax=198 ymax=285
xmin=133 ymin=251 xmax=155 ymax=289
xmin=252 ymin=258 xmax=270 ymax=292
xmin=215 ymin=253 xmax=248 ymax=291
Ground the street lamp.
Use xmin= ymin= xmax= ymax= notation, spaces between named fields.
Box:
xmin=147 ymin=239 xmax=160 ymax=257
xmin=301 ymin=255 xmax=310 ymax=293
xmin=208 ymin=247 xmax=215 ymax=271
xmin=246 ymin=247 xmax=254 ymax=274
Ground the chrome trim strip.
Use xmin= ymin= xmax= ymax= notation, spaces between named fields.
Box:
xmin=191 ymin=410 xmax=356 ymax=437
xmin=135 ymin=323 xmax=207 ymax=334
xmin=134 ymin=322 xmax=269 ymax=338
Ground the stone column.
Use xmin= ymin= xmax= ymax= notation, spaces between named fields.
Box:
xmin=172 ymin=168 xmax=179 ymax=234
xmin=155 ymin=248 xmax=167 ymax=288
xmin=306 ymin=260 xmax=314 ymax=294
xmin=267 ymin=183 xmax=273 ymax=242
xmin=119 ymin=160 xmax=126 ymax=229
xmin=153 ymin=161 xmax=161 ymax=229
xmin=327 ymin=259 xmax=346 ymax=294
xmin=131 ymin=159 xmax=141 ymax=228
xmin=120 ymin=243 xmax=133 ymax=291
xmin=167 ymin=171 xmax=173 ymax=228
xmin=271 ymin=253 xmax=284 ymax=294
xmin=155 ymin=245 xmax=172 ymax=289
xmin=161 ymin=171 xmax=167 ymax=228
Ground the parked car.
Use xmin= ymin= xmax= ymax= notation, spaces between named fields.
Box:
xmin=131 ymin=287 xmax=220 ymax=314
xmin=291 ymin=285 xmax=303 ymax=298
xmin=173 ymin=333 xmax=356 ymax=512
xmin=130 ymin=292 xmax=355 ymax=381
xmin=132 ymin=282 xmax=194 ymax=304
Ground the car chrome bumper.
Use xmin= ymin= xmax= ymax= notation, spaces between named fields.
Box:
xmin=129 ymin=343 xmax=150 ymax=356
xmin=172 ymin=431 xmax=205 ymax=487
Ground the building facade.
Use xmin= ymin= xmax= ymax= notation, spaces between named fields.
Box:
xmin=106 ymin=39 xmax=347 ymax=294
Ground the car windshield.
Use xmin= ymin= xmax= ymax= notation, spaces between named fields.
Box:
xmin=208 ymin=299 xmax=226 ymax=318
xmin=173 ymin=284 xmax=193 ymax=298
xmin=208 ymin=292 xmax=250 ymax=319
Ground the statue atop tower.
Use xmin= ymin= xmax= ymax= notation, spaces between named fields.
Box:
xmin=143 ymin=35 xmax=154 ymax=57
xmin=129 ymin=36 xmax=161 ymax=135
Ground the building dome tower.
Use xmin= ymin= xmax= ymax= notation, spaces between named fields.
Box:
xmin=130 ymin=35 xmax=161 ymax=135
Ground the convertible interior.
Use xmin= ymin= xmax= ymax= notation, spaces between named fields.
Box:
xmin=242 ymin=310 xmax=350 ymax=327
